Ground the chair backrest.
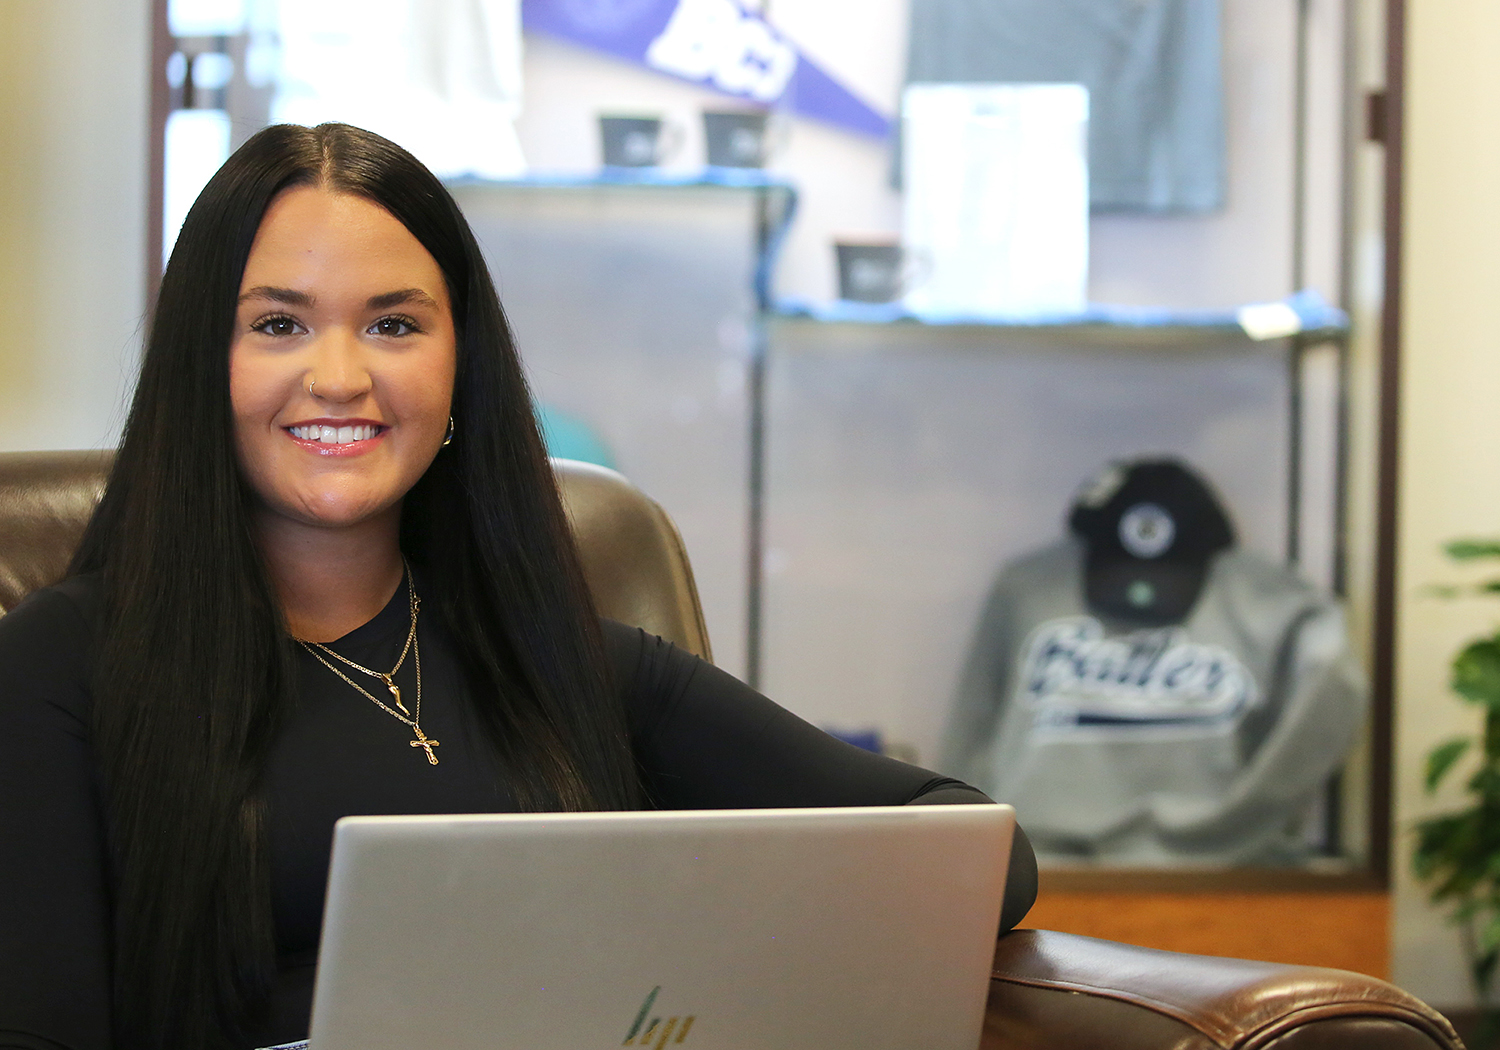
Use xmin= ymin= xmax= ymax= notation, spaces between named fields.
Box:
xmin=0 ymin=450 xmax=712 ymax=662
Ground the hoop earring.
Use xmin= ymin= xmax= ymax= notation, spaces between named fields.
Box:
xmin=442 ymin=415 xmax=454 ymax=447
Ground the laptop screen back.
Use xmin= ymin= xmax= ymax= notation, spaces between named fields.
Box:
xmin=309 ymin=805 xmax=1014 ymax=1050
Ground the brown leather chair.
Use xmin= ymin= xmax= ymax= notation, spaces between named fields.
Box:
xmin=0 ymin=451 xmax=714 ymax=659
xmin=0 ymin=450 xmax=1464 ymax=1050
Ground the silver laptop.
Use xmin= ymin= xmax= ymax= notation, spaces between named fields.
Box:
xmin=307 ymin=805 xmax=1015 ymax=1050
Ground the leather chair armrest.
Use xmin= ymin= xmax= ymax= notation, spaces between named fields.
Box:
xmin=984 ymin=929 xmax=1462 ymax=1050
xmin=0 ymin=449 xmax=110 ymax=614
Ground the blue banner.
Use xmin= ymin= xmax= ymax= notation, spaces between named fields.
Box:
xmin=521 ymin=0 xmax=890 ymax=138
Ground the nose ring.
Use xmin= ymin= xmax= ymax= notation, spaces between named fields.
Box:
xmin=307 ymin=377 xmax=317 ymax=397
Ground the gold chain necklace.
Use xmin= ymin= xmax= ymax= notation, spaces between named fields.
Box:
xmin=297 ymin=562 xmax=440 ymax=765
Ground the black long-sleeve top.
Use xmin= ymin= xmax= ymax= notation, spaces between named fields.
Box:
xmin=0 ymin=573 xmax=1036 ymax=1050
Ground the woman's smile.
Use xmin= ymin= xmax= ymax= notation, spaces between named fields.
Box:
xmin=285 ymin=417 xmax=389 ymax=454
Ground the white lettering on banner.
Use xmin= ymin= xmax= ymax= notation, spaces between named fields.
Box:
xmin=1019 ymin=616 xmax=1258 ymax=732
xmin=645 ymin=0 xmax=797 ymax=103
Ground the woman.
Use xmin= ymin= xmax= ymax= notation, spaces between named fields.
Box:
xmin=0 ymin=123 xmax=1035 ymax=1050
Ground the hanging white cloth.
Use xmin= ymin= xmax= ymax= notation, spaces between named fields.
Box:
xmin=272 ymin=0 xmax=526 ymax=179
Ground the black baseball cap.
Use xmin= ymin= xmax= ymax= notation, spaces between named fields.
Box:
xmin=1067 ymin=459 xmax=1234 ymax=625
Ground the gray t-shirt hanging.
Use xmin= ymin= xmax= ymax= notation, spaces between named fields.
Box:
xmin=904 ymin=0 xmax=1225 ymax=212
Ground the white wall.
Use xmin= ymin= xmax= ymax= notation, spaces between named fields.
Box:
xmin=1389 ymin=0 xmax=1500 ymax=1008
xmin=0 ymin=0 xmax=151 ymax=453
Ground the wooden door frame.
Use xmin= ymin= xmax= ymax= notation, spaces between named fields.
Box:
xmin=1367 ymin=0 xmax=1403 ymax=887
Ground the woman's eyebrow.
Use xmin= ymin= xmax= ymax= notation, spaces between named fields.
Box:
xmin=239 ymin=286 xmax=314 ymax=307
xmin=367 ymin=288 xmax=441 ymax=311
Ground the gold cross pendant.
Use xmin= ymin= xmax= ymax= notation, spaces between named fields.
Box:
xmin=410 ymin=730 xmax=440 ymax=765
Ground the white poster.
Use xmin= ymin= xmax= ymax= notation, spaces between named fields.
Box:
xmin=902 ymin=83 xmax=1089 ymax=317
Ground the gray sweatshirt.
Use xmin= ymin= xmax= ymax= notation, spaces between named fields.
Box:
xmin=941 ymin=540 xmax=1367 ymax=865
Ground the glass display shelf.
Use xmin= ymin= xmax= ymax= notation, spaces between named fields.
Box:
xmin=447 ymin=174 xmax=796 ymax=681
xmin=772 ymin=289 xmax=1349 ymax=350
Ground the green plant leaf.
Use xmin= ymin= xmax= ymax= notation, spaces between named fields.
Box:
xmin=1415 ymin=810 xmax=1483 ymax=889
xmin=1455 ymin=638 xmax=1500 ymax=707
xmin=1467 ymin=766 xmax=1500 ymax=799
xmin=1479 ymin=914 xmax=1500 ymax=956
xmin=1425 ymin=580 xmax=1500 ymax=599
xmin=1412 ymin=546 xmax=1500 ymax=940
xmin=1451 ymin=896 xmax=1483 ymax=924
xmin=1428 ymin=738 xmax=1474 ymax=791
xmin=1447 ymin=539 xmax=1500 ymax=561
xmin=1410 ymin=804 xmax=1500 ymax=909
xmin=1476 ymin=947 xmax=1500 ymax=1000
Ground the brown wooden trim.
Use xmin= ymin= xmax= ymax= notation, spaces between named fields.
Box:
xmin=1021 ymin=890 xmax=1391 ymax=976
xmin=1367 ymin=90 xmax=1388 ymax=143
xmin=1369 ymin=0 xmax=1405 ymax=888
xmin=1040 ymin=867 xmax=1387 ymax=894
xmin=146 ymin=0 xmax=171 ymax=312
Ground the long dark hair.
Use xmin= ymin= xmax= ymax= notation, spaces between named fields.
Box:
xmin=70 ymin=123 xmax=641 ymax=1050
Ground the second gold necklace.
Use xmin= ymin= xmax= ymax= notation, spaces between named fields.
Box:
xmin=298 ymin=563 xmax=440 ymax=765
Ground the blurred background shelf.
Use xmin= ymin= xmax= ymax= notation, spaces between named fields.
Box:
xmin=772 ymin=289 xmax=1350 ymax=350
xmin=450 ymin=176 xmax=797 ymax=682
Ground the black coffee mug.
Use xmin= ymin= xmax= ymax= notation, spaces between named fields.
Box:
xmin=702 ymin=110 xmax=775 ymax=168
xmin=599 ymin=115 xmax=679 ymax=168
xmin=835 ymin=242 xmax=927 ymax=303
